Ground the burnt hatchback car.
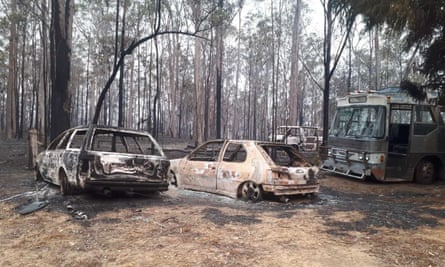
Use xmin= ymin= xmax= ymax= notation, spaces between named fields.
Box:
xmin=168 ymin=140 xmax=319 ymax=201
xmin=35 ymin=125 xmax=170 ymax=195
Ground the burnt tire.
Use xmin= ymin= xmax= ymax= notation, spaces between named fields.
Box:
xmin=35 ymin=169 xmax=43 ymax=182
xmin=414 ymin=159 xmax=436 ymax=185
xmin=59 ymin=171 xmax=73 ymax=195
xmin=240 ymin=181 xmax=263 ymax=202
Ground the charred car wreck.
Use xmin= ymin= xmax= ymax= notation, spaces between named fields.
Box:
xmin=169 ymin=140 xmax=320 ymax=201
xmin=36 ymin=126 xmax=170 ymax=195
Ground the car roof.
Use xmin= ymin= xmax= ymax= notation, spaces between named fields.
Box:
xmin=277 ymin=125 xmax=319 ymax=130
xmin=69 ymin=125 xmax=152 ymax=135
xmin=207 ymin=139 xmax=296 ymax=147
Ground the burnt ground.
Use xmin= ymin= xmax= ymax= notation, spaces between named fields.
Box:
xmin=1 ymin=138 xmax=445 ymax=266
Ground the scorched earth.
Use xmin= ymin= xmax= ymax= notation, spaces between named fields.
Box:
xmin=1 ymin=138 xmax=445 ymax=266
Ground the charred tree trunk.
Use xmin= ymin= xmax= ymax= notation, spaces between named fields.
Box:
xmin=215 ymin=0 xmax=224 ymax=139
xmin=321 ymin=0 xmax=355 ymax=147
xmin=374 ymin=28 xmax=381 ymax=90
xmin=38 ymin=0 xmax=50 ymax=145
xmin=153 ymin=37 xmax=160 ymax=138
xmin=49 ymin=0 xmax=73 ymax=140
xmin=322 ymin=1 xmax=332 ymax=146
xmin=118 ymin=0 xmax=128 ymax=127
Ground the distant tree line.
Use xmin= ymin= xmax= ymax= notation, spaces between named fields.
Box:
xmin=0 ymin=0 xmax=428 ymax=146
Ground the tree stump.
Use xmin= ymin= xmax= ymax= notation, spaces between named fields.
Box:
xmin=28 ymin=129 xmax=38 ymax=170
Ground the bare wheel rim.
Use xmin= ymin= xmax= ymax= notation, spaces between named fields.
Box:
xmin=241 ymin=181 xmax=262 ymax=202
xmin=416 ymin=160 xmax=436 ymax=184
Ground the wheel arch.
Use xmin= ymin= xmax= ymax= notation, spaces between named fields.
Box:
xmin=168 ymin=169 xmax=179 ymax=187
xmin=58 ymin=167 xmax=72 ymax=186
xmin=413 ymin=155 xmax=444 ymax=183
xmin=236 ymin=180 xmax=264 ymax=200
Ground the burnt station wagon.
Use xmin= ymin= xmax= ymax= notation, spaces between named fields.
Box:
xmin=169 ymin=140 xmax=320 ymax=201
xmin=35 ymin=126 xmax=170 ymax=195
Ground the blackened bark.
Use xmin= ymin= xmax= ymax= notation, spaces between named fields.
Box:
xmin=215 ymin=0 xmax=224 ymax=139
xmin=50 ymin=0 xmax=73 ymax=140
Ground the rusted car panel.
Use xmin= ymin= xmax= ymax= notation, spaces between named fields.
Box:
xmin=36 ymin=126 xmax=169 ymax=195
xmin=169 ymin=140 xmax=319 ymax=201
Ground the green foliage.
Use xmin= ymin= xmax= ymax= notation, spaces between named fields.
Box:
xmin=343 ymin=0 xmax=445 ymax=102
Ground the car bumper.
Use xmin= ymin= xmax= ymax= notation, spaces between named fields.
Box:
xmin=85 ymin=180 xmax=169 ymax=194
xmin=262 ymin=183 xmax=319 ymax=196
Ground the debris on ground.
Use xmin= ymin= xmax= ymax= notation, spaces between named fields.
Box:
xmin=16 ymin=200 xmax=49 ymax=215
xmin=65 ymin=201 xmax=88 ymax=220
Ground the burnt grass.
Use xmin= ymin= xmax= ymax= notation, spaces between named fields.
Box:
xmin=319 ymin=185 xmax=444 ymax=235
xmin=29 ymin=175 xmax=445 ymax=238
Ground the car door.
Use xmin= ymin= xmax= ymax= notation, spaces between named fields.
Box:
xmin=181 ymin=141 xmax=224 ymax=191
xmin=39 ymin=130 xmax=73 ymax=184
xmin=216 ymin=142 xmax=250 ymax=195
xmin=61 ymin=129 xmax=86 ymax=186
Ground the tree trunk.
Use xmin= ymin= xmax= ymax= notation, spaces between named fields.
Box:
xmin=374 ymin=27 xmax=381 ymax=90
xmin=6 ymin=0 xmax=18 ymax=139
xmin=321 ymin=0 xmax=355 ymax=147
xmin=192 ymin=0 xmax=204 ymax=146
xmin=270 ymin=0 xmax=275 ymax=140
xmin=19 ymin=20 xmax=27 ymax=139
xmin=38 ymin=0 xmax=49 ymax=145
xmin=322 ymin=0 xmax=333 ymax=146
xmin=289 ymin=0 xmax=301 ymax=126
xmin=50 ymin=0 xmax=74 ymax=140
xmin=118 ymin=0 xmax=127 ymax=127
xmin=167 ymin=35 xmax=180 ymax=137
xmin=215 ymin=0 xmax=224 ymax=139
xmin=232 ymin=3 xmax=243 ymax=139
xmin=153 ymin=37 xmax=160 ymax=138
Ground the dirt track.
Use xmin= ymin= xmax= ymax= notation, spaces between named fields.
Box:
xmin=1 ymin=138 xmax=445 ymax=266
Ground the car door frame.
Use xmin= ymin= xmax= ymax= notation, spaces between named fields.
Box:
xmin=216 ymin=141 xmax=251 ymax=196
xmin=181 ymin=140 xmax=225 ymax=192
xmin=39 ymin=129 xmax=73 ymax=185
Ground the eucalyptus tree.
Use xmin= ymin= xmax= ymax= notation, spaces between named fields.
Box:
xmin=89 ymin=0 xmax=217 ymax=144
xmin=49 ymin=0 xmax=74 ymax=140
xmin=2 ymin=0 xmax=46 ymax=140
xmin=215 ymin=0 xmax=224 ymax=139
xmin=320 ymin=0 xmax=356 ymax=145
xmin=288 ymin=0 xmax=302 ymax=126
xmin=6 ymin=0 xmax=18 ymax=139
xmin=344 ymin=0 xmax=445 ymax=102
xmin=191 ymin=0 xmax=204 ymax=145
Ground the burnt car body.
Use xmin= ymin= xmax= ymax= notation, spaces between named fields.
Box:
xmin=169 ymin=140 xmax=319 ymax=201
xmin=36 ymin=126 xmax=170 ymax=195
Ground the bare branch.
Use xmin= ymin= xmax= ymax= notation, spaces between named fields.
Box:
xmin=91 ymin=30 xmax=209 ymax=125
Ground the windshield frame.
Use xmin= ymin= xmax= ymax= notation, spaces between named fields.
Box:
xmin=330 ymin=105 xmax=386 ymax=139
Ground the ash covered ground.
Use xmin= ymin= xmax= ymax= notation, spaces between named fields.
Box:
xmin=1 ymin=138 xmax=445 ymax=266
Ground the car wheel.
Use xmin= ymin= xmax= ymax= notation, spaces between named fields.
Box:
xmin=35 ymin=168 xmax=43 ymax=182
xmin=59 ymin=171 xmax=72 ymax=195
xmin=415 ymin=159 xmax=436 ymax=184
xmin=240 ymin=181 xmax=263 ymax=202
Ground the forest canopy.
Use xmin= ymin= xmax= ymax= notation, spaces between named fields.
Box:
xmin=344 ymin=0 xmax=445 ymax=102
xmin=0 ymin=0 xmax=437 ymax=142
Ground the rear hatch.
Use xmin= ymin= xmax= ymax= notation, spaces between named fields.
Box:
xmin=79 ymin=129 xmax=170 ymax=189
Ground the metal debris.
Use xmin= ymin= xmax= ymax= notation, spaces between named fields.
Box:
xmin=16 ymin=200 xmax=49 ymax=215
xmin=66 ymin=203 xmax=88 ymax=220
